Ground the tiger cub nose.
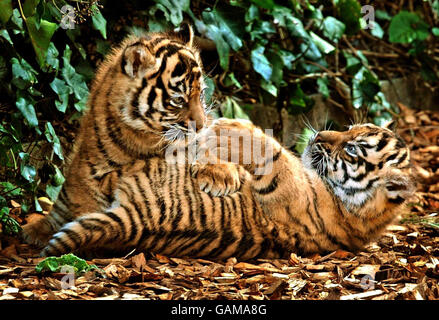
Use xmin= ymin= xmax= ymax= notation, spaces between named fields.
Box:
xmin=314 ymin=134 xmax=322 ymax=143
xmin=315 ymin=131 xmax=343 ymax=144
xmin=186 ymin=115 xmax=205 ymax=132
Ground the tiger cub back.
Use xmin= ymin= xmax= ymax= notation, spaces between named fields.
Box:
xmin=22 ymin=24 xmax=208 ymax=246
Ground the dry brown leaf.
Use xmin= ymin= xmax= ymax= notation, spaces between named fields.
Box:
xmin=155 ymin=254 xmax=172 ymax=264
xmin=131 ymin=253 xmax=147 ymax=271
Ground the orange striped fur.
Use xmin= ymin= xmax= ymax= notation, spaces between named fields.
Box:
xmin=39 ymin=117 xmax=414 ymax=259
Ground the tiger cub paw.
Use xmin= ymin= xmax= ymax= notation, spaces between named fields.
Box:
xmin=191 ymin=162 xmax=247 ymax=197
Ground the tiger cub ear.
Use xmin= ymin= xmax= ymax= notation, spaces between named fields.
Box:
xmin=122 ymin=42 xmax=155 ymax=78
xmin=382 ymin=120 xmax=397 ymax=131
xmin=177 ymin=22 xmax=194 ymax=47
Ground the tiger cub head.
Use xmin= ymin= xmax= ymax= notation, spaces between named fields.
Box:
xmin=98 ymin=24 xmax=207 ymax=139
xmin=302 ymin=121 xmax=415 ymax=214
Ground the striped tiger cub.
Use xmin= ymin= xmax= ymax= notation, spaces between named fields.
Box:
xmin=22 ymin=24 xmax=209 ymax=247
xmin=40 ymin=118 xmax=414 ymax=259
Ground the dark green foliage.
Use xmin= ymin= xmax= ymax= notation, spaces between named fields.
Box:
xmin=0 ymin=0 xmax=105 ymax=233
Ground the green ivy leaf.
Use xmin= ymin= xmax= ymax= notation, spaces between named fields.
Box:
xmin=0 ymin=0 xmax=13 ymax=25
xmin=0 ymin=29 xmax=13 ymax=44
xmin=0 ymin=206 xmax=20 ymax=235
xmin=154 ymin=0 xmax=190 ymax=26
xmin=50 ymin=78 xmax=72 ymax=113
xmin=336 ymin=0 xmax=361 ymax=35
xmin=245 ymin=4 xmax=259 ymax=23
xmin=61 ymin=45 xmax=89 ymax=102
xmin=221 ymin=97 xmax=250 ymax=120
xmin=322 ymin=16 xmax=345 ymax=43
xmin=352 ymin=67 xmax=380 ymax=108
xmin=46 ymin=183 xmax=62 ymax=202
xmin=309 ymin=31 xmax=335 ymax=54
xmin=223 ymin=72 xmax=242 ymax=89
xmin=203 ymin=76 xmax=215 ymax=105
xmin=375 ymin=9 xmax=391 ymax=21
xmin=10 ymin=9 xmax=24 ymax=33
xmin=18 ymin=152 xmax=36 ymax=182
xmin=389 ymin=11 xmax=430 ymax=43
xmin=22 ymin=0 xmax=40 ymax=17
xmin=260 ymin=79 xmax=277 ymax=97
xmin=74 ymin=97 xmax=87 ymax=113
xmin=370 ymin=21 xmax=384 ymax=39
xmin=11 ymin=57 xmax=38 ymax=89
xmin=51 ymin=165 xmax=65 ymax=186
xmin=91 ymin=5 xmax=107 ymax=39
xmin=317 ymin=77 xmax=330 ymax=98
xmin=44 ymin=122 xmax=64 ymax=160
xmin=25 ymin=16 xmax=58 ymax=68
xmin=343 ymin=50 xmax=367 ymax=75
xmin=197 ymin=9 xmax=243 ymax=70
xmin=277 ymin=50 xmax=296 ymax=70
xmin=251 ymin=45 xmax=272 ymax=81
xmin=45 ymin=42 xmax=59 ymax=71
xmin=250 ymin=0 xmax=275 ymax=9
xmin=16 ymin=97 xmax=38 ymax=127
xmin=0 ymin=181 xmax=22 ymax=196
xmin=287 ymin=85 xmax=314 ymax=113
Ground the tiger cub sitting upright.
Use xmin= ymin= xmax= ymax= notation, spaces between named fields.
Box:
xmin=40 ymin=117 xmax=415 ymax=259
xmin=22 ymin=24 xmax=218 ymax=247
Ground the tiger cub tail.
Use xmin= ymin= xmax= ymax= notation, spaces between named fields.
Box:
xmin=40 ymin=205 xmax=138 ymax=257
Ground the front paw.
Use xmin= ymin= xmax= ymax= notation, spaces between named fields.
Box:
xmin=191 ymin=162 xmax=246 ymax=197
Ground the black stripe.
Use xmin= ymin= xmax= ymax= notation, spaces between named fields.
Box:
xmin=130 ymin=77 xmax=148 ymax=112
xmin=93 ymin=120 xmax=121 ymax=168
xmin=375 ymin=138 xmax=389 ymax=151
xmin=384 ymin=152 xmax=398 ymax=163
xmin=60 ymin=228 xmax=82 ymax=249
xmin=253 ymin=174 xmax=279 ymax=195
xmin=396 ymin=151 xmax=407 ymax=165
xmin=388 ymin=196 xmax=405 ymax=204
xmin=105 ymin=210 xmax=126 ymax=238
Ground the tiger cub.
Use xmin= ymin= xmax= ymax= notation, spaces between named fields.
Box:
xmin=40 ymin=118 xmax=414 ymax=259
xmin=22 ymin=24 xmax=212 ymax=246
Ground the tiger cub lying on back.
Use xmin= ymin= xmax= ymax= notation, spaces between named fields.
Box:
xmin=40 ymin=117 xmax=414 ymax=259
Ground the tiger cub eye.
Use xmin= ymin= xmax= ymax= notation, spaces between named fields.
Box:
xmin=170 ymin=96 xmax=186 ymax=107
xmin=344 ymin=144 xmax=357 ymax=156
